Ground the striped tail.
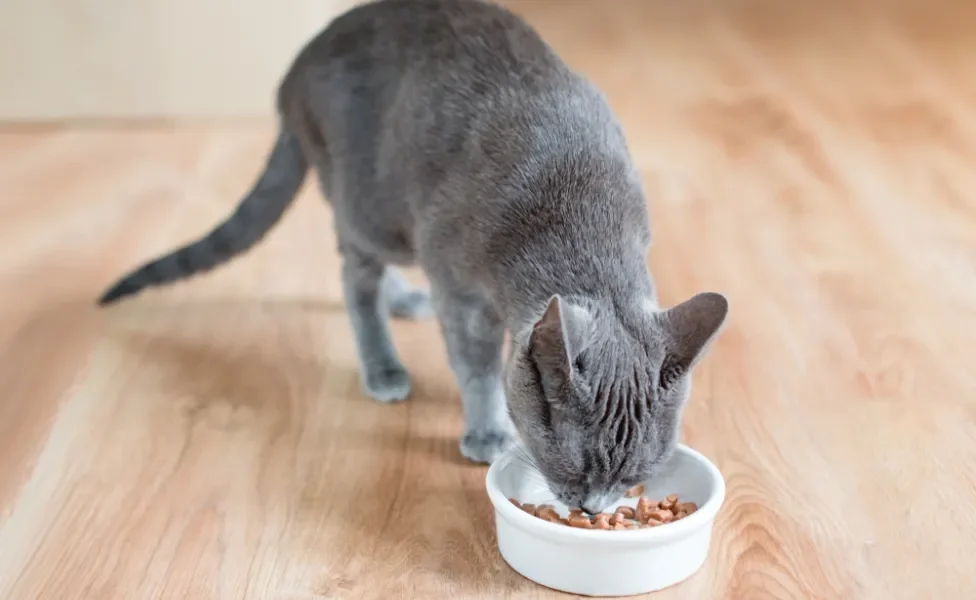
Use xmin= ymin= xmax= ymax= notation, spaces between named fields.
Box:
xmin=98 ymin=127 xmax=309 ymax=305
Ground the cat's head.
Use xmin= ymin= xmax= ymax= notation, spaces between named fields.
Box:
xmin=505 ymin=292 xmax=728 ymax=514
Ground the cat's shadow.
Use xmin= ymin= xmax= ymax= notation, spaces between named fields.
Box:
xmin=99 ymin=300 xmax=523 ymax=594
xmin=99 ymin=297 xmax=463 ymax=468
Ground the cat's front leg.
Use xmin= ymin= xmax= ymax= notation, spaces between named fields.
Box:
xmin=432 ymin=287 xmax=515 ymax=464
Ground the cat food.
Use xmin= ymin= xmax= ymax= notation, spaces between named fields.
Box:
xmin=535 ymin=505 xmax=562 ymax=523
xmin=675 ymin=502 xmax=697 ymax=518
xmin=636 ymin=496 xmax=655 ymax=523
xmin=567 ymin=513 xmax=594 ymax=529
xmin=624 ymin=484 xmax=645 ymax=498
xmin=614 ymin=506 xmax=636 ymax=520
xmin=592 ymin=513 xmax=612 ymax=530
xmin=509 ymin=495 xmax=698 ymax=530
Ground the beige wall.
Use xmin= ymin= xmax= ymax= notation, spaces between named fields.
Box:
xmin=0 ymin=0 xmax=361 ymax=120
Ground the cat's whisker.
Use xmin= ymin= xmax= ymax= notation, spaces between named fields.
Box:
xmin=511 ymin=445 xmax=540 ymax=470
xmin=511 ymin=452 xmax=538 ymax=470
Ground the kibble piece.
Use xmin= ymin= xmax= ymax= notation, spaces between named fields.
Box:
xmin=509 ymin=498 xmax=521 ymax=508
xmin=647 ymin=508 xmax=674 ymax=523
xmin=636 ymin=496 xmax=655 ymax=523
xmin=569 ymin=508 xmax=585 ymax=517
xmin=520 ymin=503 xmax=537 ymax=515
xmin=537 ymin=504 xmax=556 ymax=514
xmin=676 ymin=502 xmax=698 ymax=515
xmin=610 ymin=511 xmax=627 ymax=526
xmin=567 ymin=514 xmax=594 ymax=529
xmin=536 ymin=506 xmax=561 ymax=523
xmin=659 ymin=494 xmax=679 ymax=510
xmin=615 ymin=506 xmax=636 ymax=519
xmin=624 ymin=484 xmax=645 ymax=498
xmin=592 ymin=513 xmax=612 ymax=530
xmin=613 ymin=522 xmax=630 ymax=530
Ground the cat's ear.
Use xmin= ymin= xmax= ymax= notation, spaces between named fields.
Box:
xmin=656 ymin=292 xmax=728 ymax=389
xmin=529 ymin=295 xmax=591 ymax=399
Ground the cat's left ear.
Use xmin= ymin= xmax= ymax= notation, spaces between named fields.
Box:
xmin=529 ymin=295 xmax=592 ymax=399
xmin=655 ymin=292 xmax=728 ymax=389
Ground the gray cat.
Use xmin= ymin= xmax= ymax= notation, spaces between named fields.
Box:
xmin=98 ymin=0 xmax=728 ymax=514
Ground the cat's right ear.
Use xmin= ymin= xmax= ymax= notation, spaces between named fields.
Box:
xmin=528 ymin=295 xmax=591 ymax=400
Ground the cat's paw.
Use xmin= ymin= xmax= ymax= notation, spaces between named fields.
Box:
xmin=460 ymin=428 xmax=515 ymax=464
xmin=388 ymin=289 xmax=435 ymax=321
xmin=363 ymin=364 xmax=412 ymax=403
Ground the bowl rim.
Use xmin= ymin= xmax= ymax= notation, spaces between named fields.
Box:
xmin=485 ymin=443 xmax=726 ymax=547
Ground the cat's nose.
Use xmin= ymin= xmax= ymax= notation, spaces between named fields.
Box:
xmin=582 ymin=494 xmax=614 ymax=515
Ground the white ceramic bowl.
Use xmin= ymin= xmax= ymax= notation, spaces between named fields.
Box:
xmin=485 ymin=443 xmax=725 ymax=597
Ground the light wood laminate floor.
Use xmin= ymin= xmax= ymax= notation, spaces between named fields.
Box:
xmin=2 ymin=1 xmax=975 ymax=598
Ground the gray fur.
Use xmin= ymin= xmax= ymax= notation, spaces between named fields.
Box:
xmin=97 ymin=0 xmax=728 ymax=510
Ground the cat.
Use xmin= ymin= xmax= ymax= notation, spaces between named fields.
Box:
xmin=98 ymin=0 xmax=728 ymax=514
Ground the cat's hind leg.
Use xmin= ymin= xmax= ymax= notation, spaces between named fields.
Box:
xmin=341 ymin=246 xmax=412 ymax=403
xmin=301 ymin=136 xmax=415 ymax=402
xmin=382 ymin=267 xmax=434 ymax=321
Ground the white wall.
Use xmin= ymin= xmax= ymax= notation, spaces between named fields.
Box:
xmin=0 ymin=0 xmax=361 ymax=120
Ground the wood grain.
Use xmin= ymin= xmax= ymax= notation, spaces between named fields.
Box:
xmin=2 ymin=0 xmax=976 ymax=598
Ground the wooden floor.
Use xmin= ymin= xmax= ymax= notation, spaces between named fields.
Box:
xmin=2 ymin=1 xmax=976 ymax=598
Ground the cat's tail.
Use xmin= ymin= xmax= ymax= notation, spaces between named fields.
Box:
xmin=97 ymin=127 xmax=309 ymax=306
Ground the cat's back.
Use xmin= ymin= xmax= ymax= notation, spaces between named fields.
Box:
xmin=280 ymin=0 xmax=570 ymax=113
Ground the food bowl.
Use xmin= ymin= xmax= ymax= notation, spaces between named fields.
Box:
xmin=485 ymin=443 xmax=725 ymax=597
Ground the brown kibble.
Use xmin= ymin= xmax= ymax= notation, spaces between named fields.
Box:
xmin=647 ymin=508 xmax=674 ymax=523
xmin=659 ymin=494 xmax=679 ymax=510
xmin=567 ymin=514 xmax=594 ymax=529
xmin=625 ymin=484 xmax=645 ymax=498
xmin=636 ymin=496 xmax=655 ymax=523
xmin=537 ymin=504 xmax=556 ymax=514
xmin=511 ymin=493 xmax=692 ymax=530
xmin=615 ymin=506 xmax=636 ymax=519
xmin=536 ymin=506 xmax=561 ymax=523
xmin=592 ymin=513 xmax=612 ymax=530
